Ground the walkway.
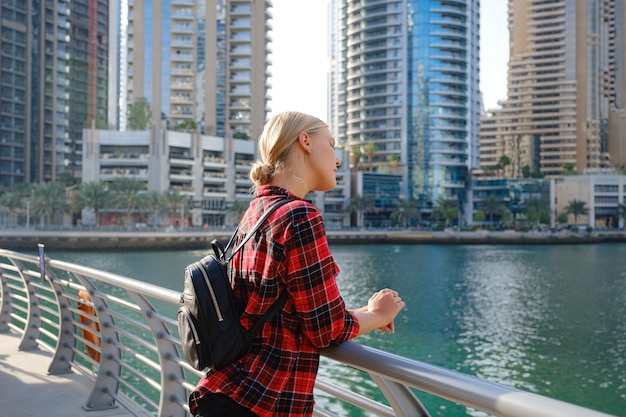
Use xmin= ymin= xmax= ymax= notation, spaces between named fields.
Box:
xmin=0 ymin=331 xmax=148 ymax=417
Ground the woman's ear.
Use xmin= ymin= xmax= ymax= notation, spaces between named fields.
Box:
xmin=297 ymin=132 xmax=312 ymax=154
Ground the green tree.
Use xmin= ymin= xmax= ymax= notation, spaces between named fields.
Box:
xmin=232 ymin=131 xmax=249 ymax=140
xmin=347 ymin=194 xmax=375 ymax=229
xmin=110 ymin=178 xmax=146 ymax=228
xmin=163 ymin=190 xmax=188 ymax=226
xmin=76 ymin=181 xmax=110 ymax=226
xmin=497 ymin=155 xmax=511 ymax=177
xmin=565 ymin=199 xmax=589 ymax=225
xmin=350 ymin=145 xmax=363 ymax=171
xmin=390 ymin=199 xmax=420 ymax=228
xmin=433 ymin=197 xmax=458 ymax=228
xmin=127 ymin=97 xmax=152 ymax=130
xmin=31 ymin=181 xmax=71 ymax=226
xmin=522 ymin=165 xmax=545 ymax=178
xmin=0 ymin=190 xmax=23 ymax=227
xmin=473 ymin=209 xmax=486 ymax=225
xmin=563 ymin=162 xmax=576 ymax=175
xmin=556 ymin=212 xmax=569 ymax=225
xmin=501 ymin=208 xmax=513 ymax=226
xmin=526 ymin=208 xmax=538 ymax=226
xmin=482 ymin=194 xmax=504 ymax=226
xmin=387 ymin=154 xmax=400 ymax=173
xmin=173 ymin=120 xmax=197 ymax=132
xmin=364 ymin=142 xmax=377 ymax=172
xmin=143 ymin=191 xmax=166 ymax=227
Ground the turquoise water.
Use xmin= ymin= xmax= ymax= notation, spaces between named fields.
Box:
xmin=49 ymin=244 xmax=626 ymax=416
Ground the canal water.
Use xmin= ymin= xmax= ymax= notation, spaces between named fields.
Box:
xmin=49 ymin=243 xmax=626 ymax=417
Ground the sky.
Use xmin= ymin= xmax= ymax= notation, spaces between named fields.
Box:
xmin=269 ymin=0 xmax=509 ymax=119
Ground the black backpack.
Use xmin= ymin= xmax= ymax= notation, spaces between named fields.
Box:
xmin=177 ymin=199 xmax=289 ymax=372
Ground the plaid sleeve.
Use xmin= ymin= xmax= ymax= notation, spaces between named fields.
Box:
xmin=284 ymin=205 xmax=359 ymax=347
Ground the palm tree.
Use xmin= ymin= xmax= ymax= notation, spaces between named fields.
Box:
xmin=482 ymin=194 xmax=504 ymax=227
xmin=163 ymin=190 xmax=188 ymax=227
xmin=76 ymin=181 xmax=110 ymax=226
xmin=497 ymin=155 xmax=511 ymax=177
xmin=0 ymin=191 xmax=23 ymax=227
xmin=350 ymin=145 xmax=363 ymax=171
xmin=387 ymin=154 xmax=400 ymax=173
xmin=565 ymin=199 xmax=589 ymax=225
xmin=127 ymin=97 xmax=151 ymax=130
xmin=143 ymin=191 xmax=166 ymax=227
xmin=390 ymin=199 xmax=420 ymax=228
xmin=347 ymin=194 xmax=375 ymax=229
xmin=364 ymin=142 xmax=377 ymax=172
xmin=432 ymin=197 xmax=458 ymax=228
xmin=110 ymin=177 xmax=146 ymax=228
xmin=31 ymin=181 xmax=71 ymax=226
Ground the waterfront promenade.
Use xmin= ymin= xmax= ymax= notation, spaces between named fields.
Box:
xmin=1 ymin=228 xmax=626 ymax=251
xmin=0 ymin=331 xmax=149 ymax=417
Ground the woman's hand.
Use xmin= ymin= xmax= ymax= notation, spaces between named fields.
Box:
xmin=352 ymin=288 xmax=405 ymax=336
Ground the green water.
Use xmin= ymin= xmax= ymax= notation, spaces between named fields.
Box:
xmin=49 ymin=243 xmax=626 ymax=416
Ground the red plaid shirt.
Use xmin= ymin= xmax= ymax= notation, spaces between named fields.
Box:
xmin=189 ymin=186 xmax=359 ymax=417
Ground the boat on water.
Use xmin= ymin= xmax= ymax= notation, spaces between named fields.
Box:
xmin=0 ymin=247 xmax=617 ymax=417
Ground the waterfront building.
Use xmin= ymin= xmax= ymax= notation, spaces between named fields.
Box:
xmin=479 ymin=0 xmax=626 ymax=179
xmin=470 ymin=177 xmax=553 ymax=227
xmin=0 ymin=0 xmax=110 ymax=191
xmin=122 ymin=0 xmax=271 ymax=141
xmin=353 ymin=172 xmax=403 ymax=228
xmin=555 ymin=171 xmax=626 ymax=228
xmin=82 ymin=128 xmax=351 ymax=227
xmin=330 ymin=0 xmax=481 ymax=218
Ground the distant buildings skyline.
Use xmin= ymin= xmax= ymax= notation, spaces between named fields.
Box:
xmin=479 ymin=0 xmax=626 ymax=179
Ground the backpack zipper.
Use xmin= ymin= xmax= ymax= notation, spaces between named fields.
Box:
xmin=195 ymin=262 xmax=224 ymax=322
xmin=184 ymin=312 xmax=201 ymax=345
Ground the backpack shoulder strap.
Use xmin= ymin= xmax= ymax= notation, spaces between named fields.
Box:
xmin=226 ymin=198 xmax=291 ymax=261
xmin=246 ymin=291 xmax=289 ymax=342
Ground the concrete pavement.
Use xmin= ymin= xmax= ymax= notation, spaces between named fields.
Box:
xmin=0 ymin=331 xmax=149 ymax=417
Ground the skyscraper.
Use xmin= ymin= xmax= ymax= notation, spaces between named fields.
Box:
xmin=0 ymin=0 xmax=109 ymax=191
xmin=479 ymin=0 xmax=626 ymax=179
xmin=330 ymin=0 xmax=481 ymax=210
xmin=123 ymin=0 xmax=271 ymax=140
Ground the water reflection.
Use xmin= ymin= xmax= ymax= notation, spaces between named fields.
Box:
xmin=457 ymin=247 xmax=551 ymax=392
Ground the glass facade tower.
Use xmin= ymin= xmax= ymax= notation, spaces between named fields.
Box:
xmin=0 ymin=0 xmax=109 ymax=190
xmin=331 ymin=0 xmax=480 ymax=209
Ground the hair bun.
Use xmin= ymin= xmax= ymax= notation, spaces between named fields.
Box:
xmin=249 ymin=162 xmax=274 ymax=185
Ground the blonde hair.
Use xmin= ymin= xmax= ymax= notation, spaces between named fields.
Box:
xmin=249 ymin=111 xmax=327 ymax=186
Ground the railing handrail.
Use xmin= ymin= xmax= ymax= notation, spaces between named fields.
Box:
xmin=0 ymin=248 xmax=617 ymax=417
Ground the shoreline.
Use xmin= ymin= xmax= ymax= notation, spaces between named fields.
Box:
xmin=1 ymin=229 xmax=626 ymax=252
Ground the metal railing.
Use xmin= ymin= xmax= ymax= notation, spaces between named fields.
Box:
xmin=0 ymin=247 xmax=616 ymax=417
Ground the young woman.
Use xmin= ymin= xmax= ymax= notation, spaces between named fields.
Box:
xmin=189 ymin=111 xmax=405 ymax=417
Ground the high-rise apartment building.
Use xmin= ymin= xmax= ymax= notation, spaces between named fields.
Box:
xmin=330 ymin=0 xmax=481 ymax=210
xmin=0 ymin=0 xmax=109 ymax=191
xmin=479 ymin=0 xmax=626 ymax=179
xmin=122 ymin=0 xmax=271 ymax=140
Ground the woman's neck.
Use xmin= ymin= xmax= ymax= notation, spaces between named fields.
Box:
xmin=270 ymin=172 xmax=309 ymax=198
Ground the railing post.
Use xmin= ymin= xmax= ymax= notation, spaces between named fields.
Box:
xmin=16 ymin=259 xmax=42 ymax=351
xmin=80 ymin=281 xmax=122 ymax=411
xmin=371 ymin=374 xmax=431 ymax=417
xmin=0 ymin=265 xmax=11 ymax=332
xmin=46 ymin=268 xmax=76 ymax=375
xmin=128 ymin=292 xmax=187 ymax=417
